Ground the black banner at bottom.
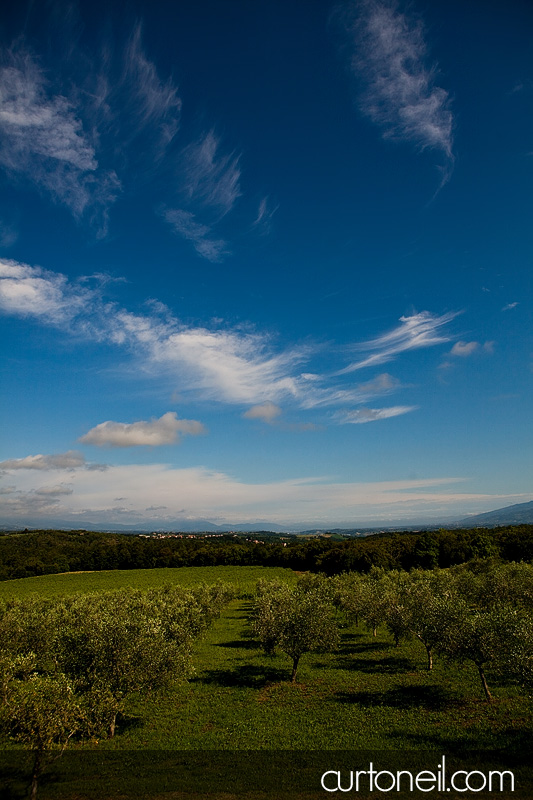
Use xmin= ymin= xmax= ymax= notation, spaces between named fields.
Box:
xmin=0 ymin=749 xmax=530 ymax=799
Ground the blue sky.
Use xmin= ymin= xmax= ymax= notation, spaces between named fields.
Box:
xmin=0 ymin=0 xmax=531 ymax=529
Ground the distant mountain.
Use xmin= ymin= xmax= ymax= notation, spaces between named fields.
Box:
xmin=0 ymin=517 xmax=292 ymax=534
xmin=456 ymin=501 xmax=533 ymax=527
xmin=2 ymin=502 xmax=532 ymax=535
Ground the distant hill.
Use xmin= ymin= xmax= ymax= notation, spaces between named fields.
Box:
xmin=2 ymin=502 xmax=532 ymax=535
xmin=456 ymin=500 xmax=533 ymax=527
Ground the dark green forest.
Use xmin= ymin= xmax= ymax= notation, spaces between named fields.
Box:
xmin=0 ymin=525 xmax=532 ymax=581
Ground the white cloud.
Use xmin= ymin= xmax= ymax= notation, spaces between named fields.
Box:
xmin=1 ymin=462 xmax=526 ymax=525
xmin=79 ymin=412 xmax=206 ymax=447
xmin=153 ymin=327 xmax=307 ymax=404
xmin=337 ymin=405 xmax=417 ymax=424
xmin=502 ymin=302 xmax=519 ymax=311
xmin=450 ymin=340 xmax=479 ymax=357
xmin=0 ymin=258 xmax=455 ymax=414
xmin=162 ymin=208 xmax=228 ymax=262
xmin=180 ymin=130 xmax=241 ymax=217
xmin=35 ymin=484 xmax=73 ymax=496
xmin=252 ymin=196 xmax=278 ymax=233
xmin=338 ymin=311 xmax=456 ymax=373
xmin=0 ymin=47 xmax=120 ymax=232
xmin=356 ymin=372 xmax=400 ymax=394
xmin=0 ymin=259 xmax=91 ymax=323
xmin=243 ymin=402 xmax=282 ymax=423
xmin=0 ymin=450 xmax=91 ymax=470
xmin=162 ymin=130 xmax=242 ymax=261
xmin=339 ymin=0 xmax=454 ymax=174
xmin=121 ymin=24 xmax=182 ymax=154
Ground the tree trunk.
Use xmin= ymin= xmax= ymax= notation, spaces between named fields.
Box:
xmin=477 ymin=664 xmax=492 ymax=702
xmin=108 ymin=712 xmax=117 ymax=738
xmin=30 ymin=749 xmax=43 ymax=800
xmin=372 ymin=626 xmax=377 ymax=637
xmin=426 ymin=645 xmax=433 ymax=671
xmin=291 ymin=656 xmax=300 ymax=683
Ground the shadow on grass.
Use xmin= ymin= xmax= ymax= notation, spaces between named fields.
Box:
xmin=339 ymin=637 xmax=392 ymax=655
xmin=332 ymin=654 xmax=413 ymax=673
xmin=0 ymin=759 xmax=64 ymax=800
xmin=194 ymin=664 xmax=288 ymax=688
xmin=335 ymin=683 xmax=461 ymax=710
xmin=0 ymin=765 xmax=27 ymax=800
xmin=215 ymin=638 xmax=260 ymax=650
xmin=391 ymin=728 xmax=533 ymax=764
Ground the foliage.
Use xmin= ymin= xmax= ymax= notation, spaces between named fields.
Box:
xmin=1 ymin=524 xmax=533 ymax=583
xmin=0 ymin=564 xmax=532 ymax=798
xmin=1 ymin=672 xmax=82 ymax=799
xmin=0 ymin=578 xmax=234 ymax=796
xmin=252 ymin=579 xmax=339 ymax=681
xmin=442 ymin=605 xmax=533 ymax=701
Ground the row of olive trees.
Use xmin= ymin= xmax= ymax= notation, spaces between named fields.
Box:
xmin=332 ymin=563 xmax=533 ymax=701
xmin=0 ymin=581 xmax=233 ymax=800
xmin=251 ymin=564 xmax=533 ymax=701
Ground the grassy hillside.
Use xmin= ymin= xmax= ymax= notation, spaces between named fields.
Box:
xmin=0 ymin=565 xmax=297 ymax=599
xmin=1 ymin=567 xmax=531 ymax=798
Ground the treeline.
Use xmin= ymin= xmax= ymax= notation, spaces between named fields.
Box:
xmin=0 ymin=581 xmax=233 ymax=799
xmin=252 ymin=563 xmax=533 ymax=699
xmin=0 ymin=525 xmax=532 ymax=581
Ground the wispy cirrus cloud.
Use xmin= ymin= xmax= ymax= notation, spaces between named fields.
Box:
xmin=162 ymin=209 xmax=228 ymax=262
xmin=0 ymin=258 xmax=307 ymax=404
xmin=80 ymin=412 xmax=205 ymax=447
xmin=121 ymin=24 xmax=182 ymax=154
xmin=162 ymin=129 xmax=242 ymax=260
xmin=180 ymin=130 xmax=241 ymax=217
xmin=252 ymin=196 xmax=278 ymax=234
xmin=338 ymin=0 xmax=454 ymax=177
xmin=336 ymin=405 xmax=417 ymax=424
xmin=0 ymin=28 xmax=266 ymax=253
xmin=0 ymin=47 xmax=120 ymax=234
xmin=338 ymin=310 xmax=457 ymax=373
xmin=0 ymin=258 xmax=455 ymax=414
xmin=0 ymin=26 xmax=182 ymax=235
xmin=89 ymin=24 xmax=182 ymax=178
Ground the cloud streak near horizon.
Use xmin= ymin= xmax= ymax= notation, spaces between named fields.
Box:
xmin=0 ymin=461 xmax=525 ymax=525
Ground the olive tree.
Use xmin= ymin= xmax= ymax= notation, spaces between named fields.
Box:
xmin=1 ymin=672 xmax=81 ymax=800
xmin=443 ymin=605 xmax=531 ymax=702
xmin=57 ymin=589 xmax=195 ymax=737
xmin=253 ymin=581 xmax=339 ymax=682
xmin=252 ymin=579 xmax=293 ymax=656
xmin=404 ymin=571 xmax=462 ymax=670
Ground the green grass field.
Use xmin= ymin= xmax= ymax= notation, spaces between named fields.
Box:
xmin=1 ymin=567 xmax=531 ymax=799
xmin=0 ymin=565 xmax=298 ymax=599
